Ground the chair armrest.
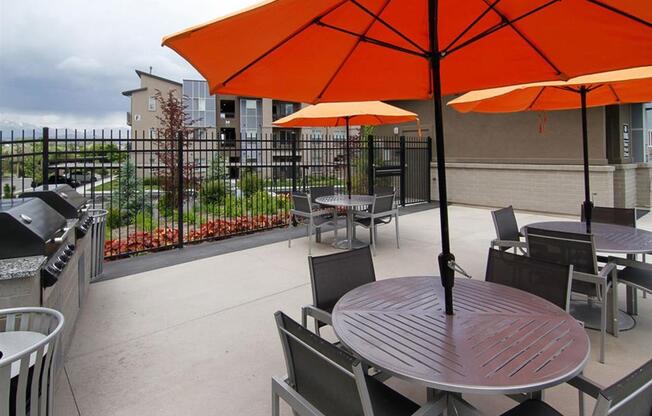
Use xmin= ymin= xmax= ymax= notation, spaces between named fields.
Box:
xmin=491 ymin=239 xmax=527 ymax=249
xmin=608 ymin=256 xmax=652 ymax=272
xmin=302 ymin=305 xmax=333 ymax=326
xmin=567 ymin=374 xmax=604 ymax=399
xmin=598 ymin=262 xmax=617 ymax=279
xmin=573 ymin=270 xmax=605 ymax=285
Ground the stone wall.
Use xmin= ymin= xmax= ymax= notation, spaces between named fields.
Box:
xmin=635 ymin=164 xmax=652 ymax=208
xmin=613 ymin=164 xmax=638 ymax=208
xmin=431 ymin=163 xmax=615 ymax=215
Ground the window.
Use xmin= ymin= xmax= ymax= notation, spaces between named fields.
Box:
xmin=220 ymin=100 xmax=235 ymax=118
xmin=149 ymin=127 xmax=158 ymax=139
xmin=221 ymin=127 xmax=236 ymax=147
xmin=148 ymin=96 xmax=156 ymax=112
xmin=197 ymin=98 xmax=206 ymax=111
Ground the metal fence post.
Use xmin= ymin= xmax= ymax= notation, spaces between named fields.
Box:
xmin=367 ymin=134 xmax=375 ymax=195
xmin=427 ymin=136 xmax=433 ymax=203
xmin=177 ymin=130 xmax=184 ymax=249
xmin=399 ymin=135 xmax=406 ymax=206
xmin=291 ymin=134 xmax=298 ymax=192
xmin=42 ymin=127 xmax=49 ymax=189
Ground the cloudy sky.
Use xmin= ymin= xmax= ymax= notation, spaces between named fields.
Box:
xmin=0 ymin=0 xmax=260 ymax=129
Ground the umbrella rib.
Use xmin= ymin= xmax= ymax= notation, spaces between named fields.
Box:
xmin=219 ymin=0 xmax=349 ymax=88
xmin=349 ymin=0 xmax=428 ymax=54
xmin=587 ymin=0 xmax=652 ymax=28
xmin=478 ymin=0 xmax=563 ymax=77
xmin=444 ymin=0 xmax=559 ymax=58
xmin=526 ymin=87 xmax=546 ymax=110
xmin=442 ymin=0 xmax=504 ymax=54
xmin=316 ymin=0 xmax=394 ymax=100
xmin=315 ymin=21 xmax=429 ymax=59
xmin=607 ymin=84 xmax=621 ymax=102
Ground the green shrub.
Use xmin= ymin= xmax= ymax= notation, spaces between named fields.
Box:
xmin=158 ymin=194 xmax=175 ymax=217
xmin=223 ymin=195 xmax=243 ymax=218
xmin=239 ymin=170 xmax=264 ymax=197
xmin=201 ymin=180 xmax=227 ymax=205
xmin=3 ymin=184 xmax=15 ymax=199
xmin=106 ymin=208 xmax=129 ymax=229
xmin=135 ymin=211 xmax=156 ymax=232
xmin=247 ymin=191 xmax=289 ymax=215
xmin=142 ymin=176 xmax=161 ymax=187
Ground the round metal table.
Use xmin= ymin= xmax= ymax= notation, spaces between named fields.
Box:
xmin=333 ymin=276 xmax=589 ymax=400
xmin=524 ymin=221 xmax=652 ymax=330
xmin=0 ymin=331 xmax=46 ymax=377
xmin=315 ymin=195 xmax=374 ymax=250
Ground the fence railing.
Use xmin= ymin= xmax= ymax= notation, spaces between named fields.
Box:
xmin=1 ymin=128 xmax=431 ymax=260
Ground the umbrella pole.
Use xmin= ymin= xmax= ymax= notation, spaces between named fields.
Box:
xmin=580 ymin=86 xmax=593 ymax=233
xmin=429 ymin=0 xmax=455 ymax=315
xmin=346 ymin=116 xmax=352 ymax=198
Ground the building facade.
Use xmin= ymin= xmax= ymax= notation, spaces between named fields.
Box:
xmin=374 ymin=99 xmax=652 ymax=214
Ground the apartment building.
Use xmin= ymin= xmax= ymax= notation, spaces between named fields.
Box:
xmin=374 ymin=100 xmax=652 ymax=214
xmin=123 ymin=69 xmax=349 ymax=180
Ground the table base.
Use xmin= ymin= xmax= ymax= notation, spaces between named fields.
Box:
xmin=570 ymin=300 xmax=636 ymax=331
xmin=333 ymin=238 xmax=368 ymax=250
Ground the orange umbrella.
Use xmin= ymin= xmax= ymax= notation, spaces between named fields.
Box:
xmin=273 ymin=101 xmax=419 ymax=196
xmin=449 ymin=66 xmax=652 ymax=232
xmin=164 ymin=0 xmax=652 ymax=315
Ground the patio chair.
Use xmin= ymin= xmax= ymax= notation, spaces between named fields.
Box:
xmin=500 ymin=358 xmax=652 ymax=416
xmin=581 ymin=206 xmax=637 ymax=264
xmin=272 ymin=311 xmax=444 ymax=416
xmin=373 ymin=185 xmax=395 ymax=197
xmin=490 ymin=206 xmax=527 ymax=254
xmin=607 ymin=256 xmax=652 ymax=317
xmin=353 ymin=193 xmax=399 ymax=255
xmin=1 ymin=307 xmax=65 ymax=416
xmin=485 ymin=248 xmax=573 ymax=311
xmin=289 ymin=192 xmax=338 ymax=255
xmin=302 ymin=247 xmax=375 ymax=336
xmin=309 ymin=185 xmax=335 ymax=208
xmin=525 ymin=227 xmax=617 ymax=363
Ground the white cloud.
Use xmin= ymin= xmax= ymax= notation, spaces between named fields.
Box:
xmin=0 ymin=110 xmax=126 ymax=130
xmin=0 ymin=0 xmax=261 ymax=127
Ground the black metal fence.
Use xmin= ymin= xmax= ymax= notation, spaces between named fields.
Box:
xmin=1 ymin=128 xmax=431 ymax=259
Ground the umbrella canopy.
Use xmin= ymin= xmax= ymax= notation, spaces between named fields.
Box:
xmin=448 ymin=66 xmax=652 ymax=112
xmin=448 ymin=66 xmax=652 ymax=232
xmin=273 ymin=101 xmax=419 ymax=197
xmin=272 ymin=101 xmax=418 ymax=127
xmin=164 ymin=0 xmax=652 ymax=315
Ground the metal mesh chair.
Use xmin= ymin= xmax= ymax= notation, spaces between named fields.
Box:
xmin=581 ymin=206 xmax=636 ymax=227
xmin=373 ymin=185 xmax=395 ymax=197
xmin=309 ymin=186 xmax=335 ymax=208
xmin=302 ymin=247 xmax=376 ymax=335
xmin=272 ymin=311 xmax=431 ymax=416
xmin=353 ymin=193 xmax=399 ymax=255
xmin=500 ymin=358 xmax=652 ymax=416
xmin=525 ymin=227 xmax=617 ymax=363
xmin=0 ymin=307 xmax=65 ymax=416
xmin=485 ymin=248 xmax=573 ymax=311
xmin=289 ymin=192 xmax=338 ymax=255
xmin=491 ymin=206 xmax=527 ymax=253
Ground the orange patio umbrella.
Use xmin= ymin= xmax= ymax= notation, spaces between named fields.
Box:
xmin=273 ymin=101 xmax=419 ymax=197
xmin=449 ymin=66 xmax=652 ymax=233
xmin=164 ymin=0 xmax=652 ymax=315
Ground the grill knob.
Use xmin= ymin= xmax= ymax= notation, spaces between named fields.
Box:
xmin=67 ymin=243 xmax=76 ymax=251
xmin=54 ymin=260 xmax=65 ymax=270
xmin=59 ymin=253 xmax=70 ymax=262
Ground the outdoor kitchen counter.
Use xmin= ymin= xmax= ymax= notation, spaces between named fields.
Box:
xmin=0 ymin=256 xmax=47 ymax=280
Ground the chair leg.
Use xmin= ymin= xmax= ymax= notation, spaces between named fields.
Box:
xmin=372 ymin=225 xmax=377 ymax=256
xmin=600 ymin=284 xmax=607 ymax=364
xmin=301 ymin=307 xmax=308 ymax=328
xmin=395 ymin=213 xmax=400 ymax=249
xmin=288 ymin=217 xmax=293 ymax=248
xmin=308 ymin=220 xmax=312 ymax=255
xmin=578 ymin=390 xmax=585 ymax=416
xmin=272 ymin=389 xmax=280 ymax=416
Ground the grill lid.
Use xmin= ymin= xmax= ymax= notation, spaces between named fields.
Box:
xmin=20 ymin=184 xmax=88 ymax=218
xmin=0 ymin=198 xmax=67 ymax=259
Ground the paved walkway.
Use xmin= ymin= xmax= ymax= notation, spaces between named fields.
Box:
xmin=55 ymin=205 xmax=652 ymax=416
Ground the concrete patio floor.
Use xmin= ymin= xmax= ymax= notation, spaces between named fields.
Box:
xmin=55 ymin=205 xmax=652 ymax=416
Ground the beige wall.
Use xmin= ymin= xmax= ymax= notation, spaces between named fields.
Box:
xmin=129 ymin=76 xmax=181 ymax=136
xmin=431 ymin=163 xmax=615 ymax=215
xmin=375 ymin=98 xmax=607 ymax=165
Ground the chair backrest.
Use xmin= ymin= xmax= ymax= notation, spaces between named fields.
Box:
xmin=292 ymin=192 xmax=312 ymax=214
xmin=598 ymin=358 xmax=652 ymax=416
xmin=274 ymin=311 xmax=366 ymax=416
xmin=581 ymin=206 xmax=636 ymax=228
xmin=525 ymin=227 xmax=598 ymax=275
xmin=485 ymin=248 xmax=572 ymax=310
xmin=309 ymin=186 xmax=335 ymax=204
xmin=373 ymin=185 xmax=395 ymax=197
xmin=491 ymin=206 xmax=520 ymax=242
xmin=308 ymin=246 xmax=376 ymax=313
xmin=1 ymin=307 xmax=65 ymax=416
xmin=371 ymin=194 xmax=395 ymax=214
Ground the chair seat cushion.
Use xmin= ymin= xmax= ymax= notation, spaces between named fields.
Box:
xmin=366 ymin=377 xmax=420 ymax=416
xmin=618 ymin=266 xmax=652 ymax=292
xmin=500 ymin=399 xmax=563 ymax=416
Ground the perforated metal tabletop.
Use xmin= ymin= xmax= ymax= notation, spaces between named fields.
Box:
xmin=315 ymin=195 xmax=375 ymax=249
xmin=332 ymin=276 xmax=590 ymax=395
